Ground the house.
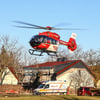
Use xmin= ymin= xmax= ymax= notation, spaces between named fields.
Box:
xmin=1 ymin=67 xmax=19 ymax=85
xmin=23 ymin=60 xmax=95 ymax=88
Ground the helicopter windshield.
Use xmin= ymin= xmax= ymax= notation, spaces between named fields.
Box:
xmin=30 ymin=35 xmax=58 ymax=47
xmin=32 ymin=35 xmax=58 ymax=44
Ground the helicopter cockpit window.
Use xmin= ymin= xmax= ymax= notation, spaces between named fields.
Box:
xmin=44 ymin=38 xmax=47 ymax=43
xmin=40 ymin=37 xmax=43 ymax=42
xmin=38 ymin=36 xmax=43 ymax=42
xmin=42 ymin=36 xmax=48 ymax=43
xmin=35 ymin=35 xmax=58 ymax=45
xmin=47 ymin=37 xmax=51 ymax=44
xmin=52 ymin=39 xmax=57 ymax=44
xmin=33 ymin=35 xmax=44 ymax=43
xmin=52 ymin=39 xmax=55 ymax=44
xmin=33 ymin=36 xmax=38 ymax=42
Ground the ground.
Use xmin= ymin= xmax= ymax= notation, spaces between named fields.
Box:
xmin=0 ymin=95 xmax=100 ymax=100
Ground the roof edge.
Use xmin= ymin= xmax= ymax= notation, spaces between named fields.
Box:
xmin=8 ymin=67 xmax=19 ymax=81
xmin=56 ymin=60 xmax=80 ymax=75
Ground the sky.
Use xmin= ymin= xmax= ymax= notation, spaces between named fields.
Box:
xmin=0 ymin=0 xmax=100 ymax=52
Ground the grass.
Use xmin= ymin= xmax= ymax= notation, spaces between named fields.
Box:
xmin=0 ymin=95 xmax=99 ymax=100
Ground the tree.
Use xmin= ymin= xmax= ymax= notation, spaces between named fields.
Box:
xmin=0 ymin=35 xmax=24 ymax=84
xmin=48 ymin=45 xmax=100 ymax=66
xmin=89 ymin=65 xmax=100 ymax=87
xmin=0 ymin=46 xmax=9 ymax=84
xmin=82 ymin=49 xmax=100 ymax=66
xmin=46 ymin=45 xmax=84 ymax=62
xmin=69 ymin=70 xmax=94 ymax=88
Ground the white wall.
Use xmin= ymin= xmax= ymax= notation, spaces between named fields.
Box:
xmin=97 ymin=80 xmax=100 ymax=88
xmin=57 ymin=68 xmax=94 ymax=87
xmin=2 ymin=68 xmax=18 ymax=85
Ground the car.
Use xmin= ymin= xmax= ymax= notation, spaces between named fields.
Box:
xmin=77 ymin=87 xmax=94 ymax=96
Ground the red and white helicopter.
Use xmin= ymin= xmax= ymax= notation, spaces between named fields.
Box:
xmin=14 ymin=21 xmax=79 ymax=56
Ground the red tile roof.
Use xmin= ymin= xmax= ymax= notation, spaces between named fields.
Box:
xmin=24 ymin=60 xmax=95 ymax=78
xmin=24 ymin=60 xmax=76 ymax=68
xmin=56 ymin=60 xmax=80 ymax=75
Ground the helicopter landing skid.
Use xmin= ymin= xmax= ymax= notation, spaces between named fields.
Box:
xmin=29 ymin=49 xmax=43 ymax=56
xmin=47 ymin=52 xmax=58 ymax=56
xmin=29 ymin=49 xmax=57 ymax=56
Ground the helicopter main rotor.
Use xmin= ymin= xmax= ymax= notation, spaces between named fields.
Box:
xmin=13 ymin=21 xmax=85 ymax=31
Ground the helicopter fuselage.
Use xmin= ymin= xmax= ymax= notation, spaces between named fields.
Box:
xmin=29 ymin=31 xmax=60 ymax=52
xmin=29 ymin=31 xmax=77 ymax=54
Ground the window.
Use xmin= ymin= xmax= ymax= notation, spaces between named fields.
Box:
xmin=44 ymin=84 xmax=49 ymax=89
xmin=39 ymin=37 xmax=43 ymax=42
xmin=85 ymin=88 xmax=90 ymax=91
xmin=38 ymin=84 xmax=45 ymax=88
xmin=32 ymin=35 xmax=58 ymax=45
xmin=79 ymin=87 xmax=83 ymax=91
xmin=44 ymin=38 xmax=47 ymax=43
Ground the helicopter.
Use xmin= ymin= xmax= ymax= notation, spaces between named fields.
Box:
xmin=14 ymin=21 xmax=79 ymax=56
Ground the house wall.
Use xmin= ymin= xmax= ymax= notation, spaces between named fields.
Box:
xmin=23 ymin=68 xmax=54 ymax=83
xmin=57 ymin=68 xmax=94 ymax=87
xmin=2 ymin=68 xmax=18 ymax=85
xmin=97 ymin=80 xmax=100 ymax=88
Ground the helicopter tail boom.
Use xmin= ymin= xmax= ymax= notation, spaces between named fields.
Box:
xmin=59 ymin=33 xmax=77 ymax=52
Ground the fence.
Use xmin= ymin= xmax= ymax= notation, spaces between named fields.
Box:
xmin=0 ymin=85 xmax=28 ymax=96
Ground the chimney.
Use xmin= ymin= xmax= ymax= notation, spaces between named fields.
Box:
xmin=57 ymin=57 xmax=67 ymax=62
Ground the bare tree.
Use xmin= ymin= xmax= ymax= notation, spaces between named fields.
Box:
xmin=0 ymin=35 xmax=24 ymax=84
xmin=57 ymin=46 xmax=100 ymax=66
xmin=67 ymin=46 xmax=84 ymax=60
xmin=46 ymin=45 xmax=84 ymax=62
xmin=70 ymin=70 xmax=94 ymax=88
xmin=83 ymin=49 xmax=100 ymax=66
xmin=0 ymin=46 xmax=9 ymax=84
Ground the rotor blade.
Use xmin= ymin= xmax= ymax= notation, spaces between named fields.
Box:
xmin=13 ymin=21 xmax=87 ymax=30
xmin=13 ymin=21 xmax=46 ymax=29
xmin=51 ymin=27 xmax=87 ymax=30
xmin=13 ymin=25 xmax=44 ymax=29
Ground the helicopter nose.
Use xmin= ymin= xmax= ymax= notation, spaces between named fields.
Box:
xmin=29 ymin=39 xmax=35 ymax=47
xmin=29 ymin=39 xmax=33 ymax=46
xmin=29 ymin=38 xmax=40 ymax=47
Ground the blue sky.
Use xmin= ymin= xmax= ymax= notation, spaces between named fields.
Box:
xmin=0 ymin=0 xmax=100 ymax=51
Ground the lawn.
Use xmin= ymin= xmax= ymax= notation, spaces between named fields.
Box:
xmin=0 ymin=95 xmax=100 ymax=100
